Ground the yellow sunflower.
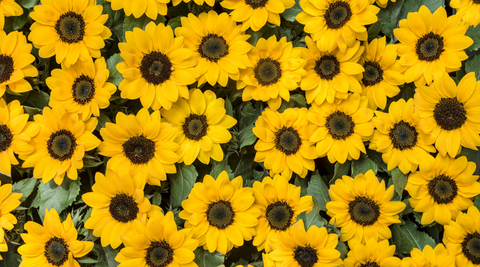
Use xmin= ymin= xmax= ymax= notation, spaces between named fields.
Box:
xmin=266 ymin=220 xmax=343 ymax=267
xmin=252 ymin=175 xmax=313 ymax=252
xmin=300 ymin=37 xmax=364 ymax=105
xmin=221 ymin=0 xmax=295 ymax=31
xmin=98 ymin=108 xmax=179 ymax=186
xmin=402 ymin=244 xmax=455 ymax=267
xmin=116 ymin=211 xmax=199 ymax=267
xmin=20 ymin=106 xmax=101 ymax=185
xmin=117 ymin=22 xmax=200 ymax=110
xmin=83 ymin=170 xmax=159 ymax=249
xmin=106 ymin=0 xmax=168 ymax=20
xmin=0 ymin=30 xmax=38 ymax=97
xmin=393 ymin=6 xmax=473 ymax=86
xmin=253 ymin=107 xmax=317 ymax=179
xmin=405 ymin=154 xmax=480 ymax=225
xmin=29 ymin=0 xmax=112 ymax=67
xmin=369 ymin=99 xmax=436 ymax=174
xmin=414 ymin=71 xmax=480 ymax=157
xmin=451 ymin=0 xmax=480 ymax=27
xmin=307 ymin=93 xmax=374 ymax=164
xmin=296 ymin=0 xmax=379 ymax=52
xmin=174 ymin=11 xmax=252 ymax=87
xmin=344 ymin=239 xmax=402 ymax=267
xmin=180 ymin=171 xmax=260 ymax=255
xmin=47 ymin=57 xmax=117 ymax=121
xmin=237 ymin=36 xmax=306 ymax=111
xmin=360 ymin=37 xmax=405 ymax=110
xmin=0 ymin=0 xmax=22 ymax=29
xmin=326 ymin=170 xmax=406 ymax=246
xmin=161 ymin=89 xmax=237 ymax=165
xmin=0 ymin=181 xmax=21 ymax=259
xmin=18 ymin=209 xmax=94 ymax=267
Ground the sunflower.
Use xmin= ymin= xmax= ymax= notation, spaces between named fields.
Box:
xmin=402 ymin=244 xmax=455 ymax=267
xmin=117 ymin=22 xmax=200 ymax=110
xmin=343 ymin=239 xmax=402 ymax=267
xmin=369 ymin=99 xmax=436 ymax=174
xmin=221 ymin=0 xmax=295 ymax=31
xmin=360 ymin=37 xmax=406 ymax=110
xmin=0 ymin=31 xmax=38 ymax=98
xmin=0 ymin=0 xmax=22 ymax=29
xmin=161 ymin=89 xmax=237 ymax=165
xmin=0 ymin=181 xmax=21 ymax=259
xmin=174 ymin=11 xmax=252 ymax=87
xmin=326 ymin=170 xmax=406 ymax=246
xmin=115 ymin=211 xmax=199 ymax=267
xmin=98 ymin=108 xmax=179 ymax=186
xmin=83 ymin=170 xmax=159 ymax=249
xmin=29 ymin=0 xmax=112 ymax=67
xmin=253 ymin=107 xmax=317 ymax=179
xmin=451 ymin=0 xmax=480 ymax=27
xmin=20 ymin=106 xmax=101 ymax=185
xmin=47 ymin=57 xmax=117 ymax=121
xmin=300 ymin=37 xmax=364 ymax=105
xmin=414 ymin=71 xmax=480 ymax=157
xmin=405 ymin=154 xmax=480 ymax=225
xmin=105 ymin=0 xmax=168 ymax=20
xmin=237 ymin=36 xmax=306 ymax=111
xmin=393 ymin=6 xmax=473 ymax=86
xmin=180 ymin=171 xmax=260 ymax=255
xmin=307 ymin=93 xmax=374 ymax=164
xmin=296 ymin=0 xmax=379 ymax=52
xmin=266 ymin=220 xmax=343 ymax=267
xmin=18 ymin=209 xmax=94 ymax=267
xmin=252 ymin=175 xmax=314 ymax=252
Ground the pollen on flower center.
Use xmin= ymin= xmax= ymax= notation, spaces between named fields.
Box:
xmin=109 ymin=193 xmax=139 ymax=223
xmin=362 ymin=61 xmax=384 ymax=86
xmin=145 ymin=240 xmax=174 ymax=267
xmin=55 ymin=11 xmax=86 ymax=43
xmin=44 ymin=236 xmax=70 ymax=267
xmin=325 ymin=111 xmax=355 ymax=140
xmin=462 ymin=232 xmax=480 ymax=264
xmin=245 ymin=0 xmax=269 ymax=8
xmin=416 ymin=32 xmax=444 ymax=61
xmin=433 ymin=97 xmax=467 ymax=131
xmin=266 ymin=201 xmax=294 ymax=231
xmin=324 ymin=1 xmax=352 ymax=29
xmin=0 ymin=54 xmax=14 ymax=84
xmin=348 ymin=196 xmax=380 ymax=226
xmin=206 ymin=200 xmax=235 ymax=229
xmin=389 ymin=120 xmax=418 ymax=150
xmin=294 ymin=245 xmax=318 ymax=267
xmin=47 ymin=129 xmax=77 ymax=161
xmin=140 ymin=51 xmax=173 ymax=85
xmin=427 ymin=174 xmax=458 ymax=204
xmin=314 ymin=55 xmax=341 ymax=80
xmin=274 ymin=126 xmax=302 ymax=155
xmin=254 ymin=58 xmax=282 ymax=86
xmin=0 ymin=124 xmax=13 ymax=152
xmin=360 ymin=261 xmax=381 ymax=267
xmin=198 ymin=34 xmax=229 ymax=62
xmin=182 ymin=114 xmax=208 ymax=141
xmin=122 ymin=135 xmax=156 ymax=165
xmin=72 ymin=75 xmax=95 ymax=105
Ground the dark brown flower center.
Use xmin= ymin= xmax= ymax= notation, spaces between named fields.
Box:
xmin=109 ymin=193 xmax=139 ymax=223
xmin=348 ymin=196 xmax=380 ymax=226
xmin=254 ymin=58 xmax=282 ymax=86
xmin=294 ymin=246 xmax=318 ymax=267
xmin=433 ymin=97 xmax=467 ymax=131
xmin=326 ymin=111 xmax=355 ymax=140
xmin=389 ymin=120 xmax=418 ymax=150
xmin=362 ymin=61 xmax=383 ymax=86
xmin=474 ymin=0 xmax=480 ymax=4
xmin=463 ymin=233 xmax=480 ymax=264
xmin=0 ymin=124 xmax=13 ymax=152
xmin=361 ymin=262 xmax=381 ymax=267
xmin=47 ymin=129 xmax=77 ymax=161
xmin=416 ymin=32 xmax=444 ymax=61
xmin=44 ymin=236 xmax=70 ymax=266
xmin=72 ymin=75 xmax=95 ymax=105
xmin=314 ymin=55 xmax=341 ymax=80
xmin=274 ymin=126 xmax=302 ymax=155
xmin=245 ymin=0 xmax=268 ymax=8
xmin=145 ymin=240 xmax=174 ymax=267
xmin=0 ymin=54 xmax=14 ymax=84
xmin=198 ymin=34 xmax=229 ymax=62
xmin=324 ymin=1 xmax=352 ymax=29
xmin=140 ymin=51 xmax=173 ymax=85
xmin=122 ymin=135 xmax=156 ymax=165
xmin=206 ymin=200 xmax=235 ymax=229
xmin=55 ymin=11 xmax=85 ymax=43
xmin=182 ymin=114 xmax=208 ymax=141
xmin=266 ymin=201 xmax=294 ymax=231
xmin=427 ymin=174 xmax=458 ymax=204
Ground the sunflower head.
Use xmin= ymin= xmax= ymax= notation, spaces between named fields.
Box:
xmin=344 ymin=239 xmax=402 ymax=267
xmin=402 ymin=244 xmax=455 ymax=267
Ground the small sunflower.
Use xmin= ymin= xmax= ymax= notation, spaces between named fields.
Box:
xmin=115 ymin=211 xmax=199 ymax=267
xmin=105 ymin=0 xmax=168 ymax=20
xmin=307 ymin=93 xmax=374 ymax=164
xmin=237 ymin=36 xmax=306 ymax=111
xmin=301 ymin=37 xmax=364 ymax=105
xmin=98 ymin=108 xmax=180 ymax=186
xmin=402 ymin=244 xmax=455 ymax=267
xmin=326 ymin=170 xmax=406 ymax=246
xmin=0 ymin=0 xmax=22 ymax=29
xmin=0 ymin=181 xmax=21 ymax=259
xmin=344 ymin=239 xmax=402 ymax=267
xmin=117 ymin=22 xmax=200 ymax=110
xmin=393 ymin=6 xmax=473 ymax=86
xmin=161 ymin=89 xmax=237 ymax=165
xmin=405 ymin=154 xmax=480 ymax=225
xmin=252 ymin=175 xmax=314 ymax=252
xmin=221 ymin=0 xmax=295 ymax=31
xmin=180 ymin=171 xmax=260 ymax=255
xmin=29 ymin=0 xmax=112 ymax=67
xmin=297 ymin=0 xmax=379 ymax=52
xmin=47 ymin=57 xmax=117 ymax=121
xmin=0 ymin=31 xmax=38 ymax=97
xmin=451 ymin=0 xmax=480 ymax=27
xmin=174 ymin=11 xmax=252 ymax=87
xmin=18 ymin=209 xmax=94 ymax=267
xmin=83 ymin=170 xmax=159 ymax=249
xmin=414 ymin=71 xmax=480 ymax=157
xmin=253 ymin=107 xmax=317 ymax=179
xmin=20 ymin=106 xmax=101 ymax=185
xmin=267 ymin=220 xmax=343 ymax=267
xmin=369 ymin=99 xmax=436 ymax=174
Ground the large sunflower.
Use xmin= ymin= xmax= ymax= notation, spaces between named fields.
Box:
xmin=393 ymin=6 xmax=473 ymax=86
xmin=252 ymin=175 xmax=313 ymax=252
xmin=105 ymin=0 xmax=168 ymax=20
xmin=300 ymin=37 xmax=364 ymax=105
xmin=344 ymin=239 xmax=402 ymax=267
xmin=161 ymin=89 xmax=237 ymax=165
xmin=47 ymin=57 xmax=117 ymax=121
xmin=20 ymin=106 xmax=101 ymax=185
xmin=414 ymin=71 xmax=480 ymax=157
xmin=174 ymin=11 xmax=252 ymax=87
xmin=326 ymin=170 xmax=406 ymax=246
xmin=117 ymin=22 xmax=199 ymax=110
xmin=369 ymin=99 xmax=436 ymax=174
xmin=0 ymin=181 xmax=21 ymax=259
xmin=296 ymin=0 xmax=379 ymax=52
xmin=0 ymin=0 xmax=22 ymax=29
xmin=0 ymin=30 xmax=38 ymax=97
xmin=402 ymin=244 xmax=455 ymax=267
xmin=29 ymin=0 xmax=112 ymax=67
xmin=180 ymin=171 xmax=260 ymax=255
xmin=253 ymin=107 xmax=317 ymax=179
xmin=405 ymin=154 xmax=480 ymax=225
xmin=18 ymin=209 xmax=94 ymax=267
xmin=98 ymin=108 xmax=179 ymax=186
xmin=307 ymin=93 xmax=374 ymax=164
xmin=451 ymin=0 xmax=480 ymax=27
xmin=237 ymin=36 xmax=306 ymax=111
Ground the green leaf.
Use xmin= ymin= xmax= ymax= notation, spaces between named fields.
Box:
xmin=400 ymin=221 xmax=436 ymax=250
xmin=296 ymin=198 xmax=326 ymax=229
xmin=35 ymin=178 xmax=81 ymax=218
xmin=368 ymin=22 xmax=383 ymax=42
xmin=23 ymin=90 xmax=50 ymax=109
xmin=103 ymin=245 xmax=120 ymax=267
xmin=193 ymin=248 xmax=225 ymax=267
xmin=210 ymin=159 xmax=234 ymax=180
xmin=466 ymin=25 xmax=480 ymax=51
xmin=336 ymin=240 xmax=348 ymax=260
xmin=465 ymin=54 xmax=480 ymax=80
xmin=13 ymin=10 xmax=29 ymax=31
xmin=391 ymin=224 xmax=414 ymax=254
xmin=330 ymin=161 xmax=351 ymax=184
xmin=238 ymin=124 xmax=256 ymax=149
xmin=282 ymin=0 xmax=302 ymax=22
xmin=106 ymin=54 xmax=124 ymax=87
xmin=0 ymin=249 xmax=21 ymax=267
xmin=16 ymin=0 xmax=39 ymax=8
xmin=351 ymin=154 xmax=377 ymax=177
xmin=474 ymin=195 xmax=480 ymax=211
xmin=12 ymin=178 xmax=38 ymax=202
xmin=391 ymin=168 xmax=407 ymax=196
xmin=377 ymin=0 xmax=405 ymax=38
xmin=169 ymin=164 xmax=197 ymax=208
xmin=306 ymin=171 xmax=330 ymax=211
